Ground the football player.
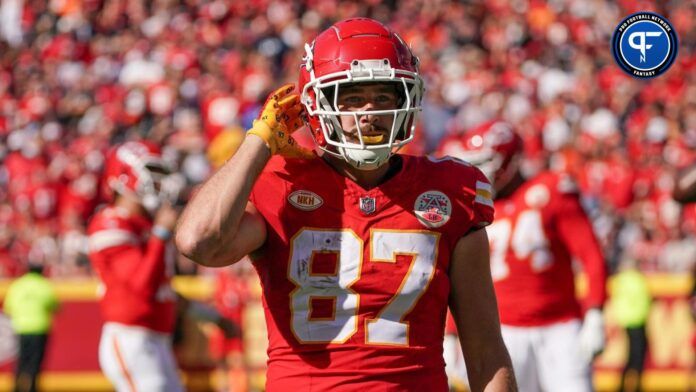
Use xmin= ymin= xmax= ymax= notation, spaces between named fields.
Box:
xmin=88 ymin=141 xmax=235 ymax=392
xmin=177 ymin=18 xmax=516 ymax=391
xmin=440 ymin=120 xmax=607 ymax=392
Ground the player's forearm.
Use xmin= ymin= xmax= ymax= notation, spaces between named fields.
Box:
xmin=131 ymin=237 xmax=167 ymax=295
xmin=450 ymin=229 xmax=517 ymax=391
xmin=556 ymin=196 xmax=608 ymax=306
xmin=482 ymin=366 xmax=517 ymax=392
xmin=576 ymin=241 xmax=607 ymax=307
xmin=176 ymin=136 xmax=269 ymax=262
xmin=465 ymin=343 xmax=517 ymax=392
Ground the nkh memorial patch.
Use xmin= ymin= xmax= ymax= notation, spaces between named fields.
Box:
xmin=414 ymin=191 xmax=451 ymax=228
xmin=288 ymin=190 xmax=323 ymax=211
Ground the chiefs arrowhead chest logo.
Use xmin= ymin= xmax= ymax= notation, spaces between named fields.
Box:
xmin=414 ymin=190 xmax=452 ymax=228
xmin=288 ymin=190 xmax=323 ymax=211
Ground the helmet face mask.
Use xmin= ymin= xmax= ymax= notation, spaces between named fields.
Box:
xmin=299 ymin=18 xmax=425 ymax=170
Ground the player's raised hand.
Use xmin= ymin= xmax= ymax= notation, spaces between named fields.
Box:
xmin=247 ymin=83 xmax=313 ymax=159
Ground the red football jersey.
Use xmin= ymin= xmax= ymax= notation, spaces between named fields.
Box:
xmin=489 ymin=172 xmax=607 ymax=326
xmin=249 ymin=154 xmax=494 ymax=391
xmin=87 ymin=206 xmax=177 ymax=333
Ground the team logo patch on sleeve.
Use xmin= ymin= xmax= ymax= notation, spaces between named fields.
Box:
xmin=475 ymin=181 xmax=494 ymax=208
xmin=414 ymin=191 xmax=452 ymax=228
xmin=288 ymin=190 xmax=323 ymax=211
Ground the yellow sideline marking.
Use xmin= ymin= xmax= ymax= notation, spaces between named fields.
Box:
xmin=594 ymin=370 xmax=694 ymax=391
xmin=0 ymin=370 xmax=691 ymax=392
xmin=0 ymin=274 xmax=689 ymax=302
xmin=0 ymin=371 xmax=221 ymax=391
xmin=0 ymin=276 xmax=215 ymax=301
xmin=576 ymin=273 xmax=692 ymax=298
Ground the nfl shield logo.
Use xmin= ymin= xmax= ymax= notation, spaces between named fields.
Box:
xmin=359 ymin=196 xmax=376 ymax=215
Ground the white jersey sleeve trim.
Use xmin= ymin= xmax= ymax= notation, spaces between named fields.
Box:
xmin=475 ymin=180 xmax=494 ymax=208
xmin=89 ymin=229 xmax=139 ymax=253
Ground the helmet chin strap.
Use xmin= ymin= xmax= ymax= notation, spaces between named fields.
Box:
xmin=341 ymin=147 xmax=392 ymax=170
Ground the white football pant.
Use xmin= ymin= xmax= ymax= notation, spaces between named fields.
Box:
xmin=443 ymin=334 xmax=469 ymax=391
xmin=501 ymin=319 xmax=592 ymax=392
xmin=99 ymin=322 xmax=184 ymax=392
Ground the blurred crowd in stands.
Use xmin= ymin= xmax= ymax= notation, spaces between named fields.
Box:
xmin=0 ymin=0 xmax=694 ymax=278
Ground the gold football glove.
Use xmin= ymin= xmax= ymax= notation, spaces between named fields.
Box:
xmin=247 ymin=83 xmax=313 ymax=158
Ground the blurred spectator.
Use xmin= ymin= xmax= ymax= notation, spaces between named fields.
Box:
xmin=3 ymin=262 xmax=59 ymax=392
xmin=0 ymin=0 xmax=690 ymax=278
xmin=610 ymin=259 xmax=652 ymax=392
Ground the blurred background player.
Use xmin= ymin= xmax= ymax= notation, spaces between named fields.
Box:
xmin=177 ymin=18 xmax=515 ymax=391
xmin=440 ymin=120 xmax=607 ymax=392
xmin=87 ymin=140 xmax=238 ymax=391
xmin=3 ymin=262 xmax=59 ymax=392
xmin=87 ymin=140 xmax=185 ymax=391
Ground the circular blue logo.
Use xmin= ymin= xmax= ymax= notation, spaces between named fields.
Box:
xmin=611 ymin=12 xmax=678 ymax=78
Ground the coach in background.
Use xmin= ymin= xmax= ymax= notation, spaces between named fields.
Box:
xmin=610 ymin=259 xmax=651 ymax=392
xmin=4 ymin=262 xmax=59 ymax=392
